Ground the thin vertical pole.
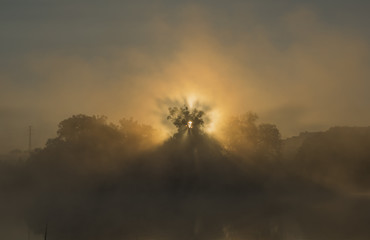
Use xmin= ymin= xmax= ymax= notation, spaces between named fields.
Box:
xmin=44 ymin=223 xmax=47 ymax=240
xmin=28 ymin=126 xmax=32 ymax=152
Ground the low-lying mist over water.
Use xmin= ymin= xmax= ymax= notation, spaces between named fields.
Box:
xmin=1 ymin=103 xmax=370 ymax=240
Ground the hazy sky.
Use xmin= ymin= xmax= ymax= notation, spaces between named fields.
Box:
xmin=1 ymin=0 xmax=370 ymax=152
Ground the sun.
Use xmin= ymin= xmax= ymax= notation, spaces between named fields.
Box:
xmin=184 ymin=94 xmax=222 ymax=134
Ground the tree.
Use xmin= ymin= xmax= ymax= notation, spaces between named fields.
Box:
xmin=55 ymin=114 xmax=115 ymax=142
xmin=257 ymin=123 xmax=281 ymax=157
xmin=221 ymin=112 xmax=281 ymax=159
xmin=118 ymin=117 xmax=158 ymax=150
xmin=167 ymin=105 xmax=205 ymax=135
xmin=222 ymin=112 xmax=259 ymax=152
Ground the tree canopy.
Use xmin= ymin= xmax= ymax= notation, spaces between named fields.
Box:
xmin=167 ymin=105 xmax=205 ymax=135
xmin=221 ymin=112 xmax=282 ymax=159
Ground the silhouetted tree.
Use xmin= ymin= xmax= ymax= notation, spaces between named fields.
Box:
xmin=167 ymin=105 xmax=205 ymax=135
xmin=56 ymin=114 xmax=110 ymax=142
xmin=221 ymin=112 xmax=281 ymax=159
xmin=118 ymin=117 xmax=158 ymax=150
xmin=3 ymin=114 xmax=370 ymax=240
xmin=223 ymin=112 xmax=259 ymax=151
xmin=257 ymin=123 xmax=281 ymax=157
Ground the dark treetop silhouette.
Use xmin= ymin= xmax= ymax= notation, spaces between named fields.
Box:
xmin=167 ymin=105 xmax=205 ymax=135
xmin=1 ymin=109 xmax=370 ymax=240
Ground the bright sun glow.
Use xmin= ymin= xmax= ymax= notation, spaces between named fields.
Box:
xmin=187 ymin=95 xmax=197 ymax=109
xmin=183 ymin=94 xmax=222 ymax=134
